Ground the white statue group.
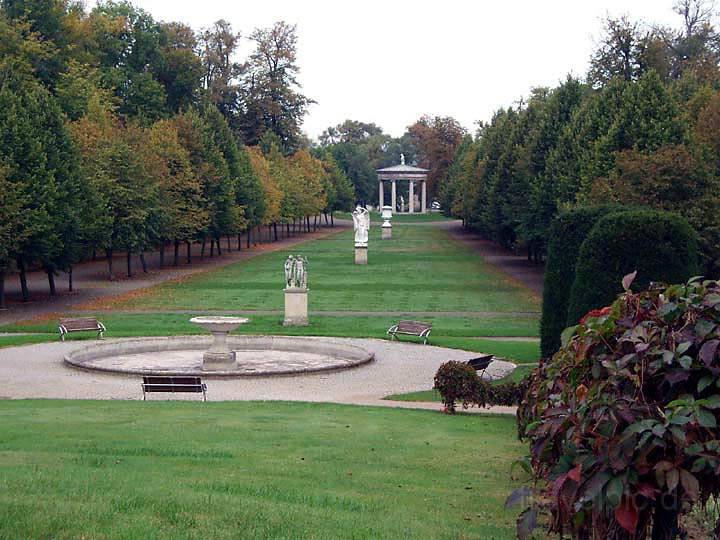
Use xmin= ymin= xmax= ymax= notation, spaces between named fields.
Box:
xmin=284 ymin=255 xmax=308 ymax=289
xmin=352 ymin=205 xmax=370 ymax=247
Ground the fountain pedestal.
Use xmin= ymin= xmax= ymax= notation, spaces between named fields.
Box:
xmin=189 ymin=316 xmax=249 ymax=371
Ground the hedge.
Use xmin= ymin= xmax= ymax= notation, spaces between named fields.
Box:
xmin=540 ymin=205 xmax=627 ymax=358
xmin=566 ymin=209 xmax=699 ymax=325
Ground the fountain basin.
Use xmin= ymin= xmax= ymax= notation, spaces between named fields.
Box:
xmin=63 ymin=336 xmax=375 ymax=377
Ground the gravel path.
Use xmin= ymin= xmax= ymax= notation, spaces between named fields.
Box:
xmin=0 ymin=337 xmax=516 ymax=414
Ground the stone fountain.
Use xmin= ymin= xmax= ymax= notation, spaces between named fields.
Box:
xmin=189 ymin=316 xmax=249 ymax=370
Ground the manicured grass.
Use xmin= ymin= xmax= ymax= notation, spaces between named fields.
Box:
xmin=105 ymin=226 xmax=539 ymax=313
xmin=0 ymin=334 xmax=56 ymax=348
xmin=0 ymin=400 xmax=525 ymax=539
xmin=1 ymin=314 xmax=540 ymax=355
xmin=334 ymin=211 xmax=455 ymax=223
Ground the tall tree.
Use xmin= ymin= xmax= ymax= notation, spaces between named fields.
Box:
xmin=240 ymin=21 xmax=313 ymax=151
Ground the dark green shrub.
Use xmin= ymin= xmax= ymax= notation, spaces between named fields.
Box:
xmin=566 ymin=209 xmax=699 ymax=325
xmin=516 ymin=277 xmax=720 ymax=539
xmin=541 ymin=205 xmax=629 ymax=358
xmin=433 ymin=361 xmax=479 ymax=413
xmin=434 ymin=362 xmax=528 ymax=413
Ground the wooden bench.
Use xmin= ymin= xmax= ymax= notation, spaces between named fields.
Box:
xmin=141 ymin=376 xmax=207 ymax=401
xmin=467 ymin=355 xmax=494 ymax=379
xmin=387 ymin=320 xmax=433 ymax=345
xmin=58 ymin=317 xmax=106 ymax=342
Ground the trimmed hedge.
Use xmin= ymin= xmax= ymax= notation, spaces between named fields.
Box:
xmin=540 ymin=205 xmax=627 ymax=358
xmin=566 ymin=209 xmax=699 ymax=324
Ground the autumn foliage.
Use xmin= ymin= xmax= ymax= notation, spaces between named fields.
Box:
xmin=517 ymin=276 xmax=720 ymax=539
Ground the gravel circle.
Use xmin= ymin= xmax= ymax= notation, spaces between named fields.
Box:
xmin=0 ymin=337 xmax=515 ymax=405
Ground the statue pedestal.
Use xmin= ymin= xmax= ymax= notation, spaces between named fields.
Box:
xmin=355 ymin=246 xmax=368 ymax=265
xmin=283 ymin=287 xmax=309 ymax=326
xmin=381 ymin=224 xmax=392 ymax=240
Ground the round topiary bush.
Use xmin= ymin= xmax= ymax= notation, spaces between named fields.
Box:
xmin=541 ymin=205 xmax=628 ymax=358
xmin=566 ymin=210 xmax=699 ymax=326
xmin=517 ymin=276 xmax=720 ymax=539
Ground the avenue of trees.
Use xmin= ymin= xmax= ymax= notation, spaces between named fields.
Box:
xmin=0 ymin=0 xmax=354 ymax=307
xmin=441 ymin=0 xmax=720 ymax=276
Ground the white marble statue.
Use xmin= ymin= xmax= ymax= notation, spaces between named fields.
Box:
xmin=284 ymin=255 xmax=308 ymax=289
xmin=400 ymin=153 xmax=405 ymax=166
xmin=352 ymin=205 xmax=370 ymax=247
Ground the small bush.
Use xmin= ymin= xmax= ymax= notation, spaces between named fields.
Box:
xmin=433 ymin=361 xmax=479 ymax=413
xmin=434 ymin=361 xmax=527 ymax=413
xmin=541 ymin=205 xmax=628 ymax=358
xmin=566 ymin=209 xmax=699 ymax=325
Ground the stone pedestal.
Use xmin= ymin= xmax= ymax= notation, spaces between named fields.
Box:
xmin=381 ymin=226 xmax=392 ymax=240
xmin=203 ymin=337 xmax=236 ymax=370
xmin=189 ymin=316 xmax=248 ymax=371
xmin=355 ymin=246 xmax=368 ymax=265
xmin=283 ymin=287 xmax=309 ymax=326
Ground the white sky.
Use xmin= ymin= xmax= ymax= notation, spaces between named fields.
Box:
xmin=117 ymin=0 xmax=682 ymax=138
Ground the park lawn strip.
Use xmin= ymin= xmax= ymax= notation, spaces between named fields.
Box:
xmin=101 ymin=226 xmax=539 ymax=313
xmin=333 ymin=211 xmax=455 ymax=223
xmin=0 ymin=334 xmax=57 ymax=349
xmin=0 ymin=400 xmax=525 ymax=540
xmin=0 ymin=314 xmax=540 ymax=359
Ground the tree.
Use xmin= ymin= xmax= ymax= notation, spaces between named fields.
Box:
xmin=198 ymin=19 xmax=243 ymax=121
xmin=0 ymin=59 xmax=87 ymax=298
xmin=141 ymin=119 xmax=207 ymax=266
xmin=588 ymin=15 xmax=644 ymax=87
xmin=406 ymin=115 xmax=466 ymax=198
xmin=240 ymin=21 xmax=313 ymax=151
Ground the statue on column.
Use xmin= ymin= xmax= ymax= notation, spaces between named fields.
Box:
xmin=352 ymin=205 xmax=370 ymax=247
xmin=400 ymin=153 xmax=405 ymax=166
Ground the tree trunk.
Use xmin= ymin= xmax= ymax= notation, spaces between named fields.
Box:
xmin=247 ymin=227 xmax=251 ymax=249
xmin=651 ymin=493 xmax=679 ymax=540
xmin=16 ymin=259 xmax=29 ymax=301
xmin=209 ymin=239 xmax=215 ymax=257
xmin=126 ymin=251 xmax=132 ymax=277
xmin=68 ymin=266 xmax=73 ymax=292
xmin=186 ymin=241 xmax=191 ymax=264
xmin=331 ymin=213 xmax=334 ymax=227
xmin=47 ymin=270 xmax=56 ymax=296
xmin=0 ymin=268 xmax=6 ymax=309
xmin=273 ymin=223 xmax=278 ymax=242
xmin=216 ymin=237 xmax=222 ymax=255
xmin=140 ymin=252 xmax=148 ymax=273
xmin=159 ymin=244 xmax=165 ymax=267
xmin=226 ymin=235 xmax=231 ymax=252
xmin=107 ymin=250 xmax=115 ymax=281
xmin=173 ymin=241 xmax=180 ymax=266
xmin=92 ymin=248 xmax=97 ymax=261
xmin=237 ymin=233 xmax=242 ymax=251
xmin=201 ymin=239 xmax=206 ymax=259
xmin=257 ymin=226 xmax=262 ymax=244
xmin=314 ymin=215 xmax=317 ymax=231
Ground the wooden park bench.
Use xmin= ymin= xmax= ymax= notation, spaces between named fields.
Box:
xmin=141 ymin=376 xmax=207 ymax=402
xmin=387 ymin=320 xmax=433 ymax=345
xmin=58 ymin=317 xmax=106 ymax=342
xmin=467 ymin=355 xmax=494 ymax=379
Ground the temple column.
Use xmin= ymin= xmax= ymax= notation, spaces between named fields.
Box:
xmin=409 ymin=181 xmax=415 ymax=213
xmin=421 ymin=180 xmax=427 ymax=213
xmin=391 ymin=180 xmax=397 ymax=211
xmin=379 ymin=180 xmax=384 ymax=208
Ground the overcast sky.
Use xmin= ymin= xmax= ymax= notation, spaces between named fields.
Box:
xmin=116 ymin=0 xmax=684 ymax=138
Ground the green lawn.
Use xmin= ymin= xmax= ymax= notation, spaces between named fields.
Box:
xmin=0 ymin=400 xmax=525 ymax=540
xmin=334 ymin=211 xmax=455 ymax=223
xmin=106 ymin=226 xmax=539 ymax=313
